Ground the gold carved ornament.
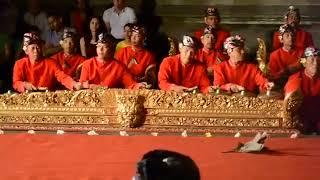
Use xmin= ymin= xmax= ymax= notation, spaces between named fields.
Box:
xmin=256 ymin=38 xmax=267 ymax=74
xmin=0 ymin=89 xmax=302 ymax=135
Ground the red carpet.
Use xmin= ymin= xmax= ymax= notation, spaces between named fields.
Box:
xmin=0 ymin=134 xmax=319 ymax=180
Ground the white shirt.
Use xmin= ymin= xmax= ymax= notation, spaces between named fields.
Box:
xmin=24 ymin=11 xmax=49 ymax=39
xmin=103 ymin=7 xmax=136 ymax=39
xmin=44 ymin=30 xmax=63 ymax=46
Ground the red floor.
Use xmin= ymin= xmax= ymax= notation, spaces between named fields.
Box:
xmin=0 ymin=134 xmax=319 ymax=180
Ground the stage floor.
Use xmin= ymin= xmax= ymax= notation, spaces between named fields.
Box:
xmin=0 ymin=134 xmax=319 ymax=180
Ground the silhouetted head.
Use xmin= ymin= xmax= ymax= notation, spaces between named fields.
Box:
xmin=133 ymin=150 xmax=201 ymax=180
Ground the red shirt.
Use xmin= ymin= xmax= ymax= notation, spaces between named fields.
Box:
xmin=196 ymin=48 xmax=228 ymax=69
xmin=158 ymin=55 xmax=210 ymax=93
xmin=51 ymin=52 xmax=85 ymax=77
xmin=115 ymin=46 xmax=156 ymax=81
xmin=268 ymin=48 xmax=304 ymax=80
xmin=284 ymin=71 xmax=320 ymax=131
xmin=79 ymin=57 xmax=136 ymax=89
xmin=285 ymin=71 xmax=320 ymax=96
xmin=194 ymin=28 xmax=230 ymax=51
xmin=214 ymin=61 xmax=269 ymax=92
xmin=272 ymin=28 xmax=314 ymax=51
xmin=13 ymin=57 xmax=75 ymax=93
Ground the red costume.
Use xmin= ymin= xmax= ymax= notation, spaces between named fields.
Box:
xmin=272 ymin=28 xmax=314 ymax=51
xmin=285 ymin=71 xmax=320 ymax=133
xmin=51 ymin=52 xmax=85 ymax=77
xmin=194 ymin=28 xmax=230 ymax=51
xmin=158 ymin=55 xmax=210 ymax=93
xmin=214 ymin=61 xmax=269 ymax=92
xmin=268 ymin=48 xmax=304 ymax=80
xmin=13 ymin=57 xmax=75 ymax=92
xmin=196 ymin=48 xmax=228 ymax=70
xmin=115 ymin=47 xmax=156 ymax=80
xmin=79 ymin=57 xmax=137 ymax=89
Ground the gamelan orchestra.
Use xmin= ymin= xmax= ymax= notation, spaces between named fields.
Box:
xmin=0 ymin=2 xmax=319 ymax=135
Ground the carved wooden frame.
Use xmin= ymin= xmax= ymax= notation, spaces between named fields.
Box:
xmin=0 ymin=89 xmax=302 ymax=135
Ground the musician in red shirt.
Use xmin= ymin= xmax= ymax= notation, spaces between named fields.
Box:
xmin=194 ymin=7 xmax=230 ymax=51
xmin=51 ymin=28 xmax=85 ymax=80
xmin=272 ymin=6 xmax=314 ymax=51
xmin=158 ymin=35 xmax=211 ymax=93
xmin=285 ymin=47 xmax=320 ymax=134
xmin=196 ymin=26 xmax=228 ymax=77
xmin=214 ymin=35 xmax=274 ymax=93
xmin=268 ymin=24 xmax=304 ymax=90
xmin=80 ymin=33 xmax=147 ymax=89
xmin=13 ymin=32 xmax=81 ymax=93
xmin=115 ymin=24 xmax=156 ymax=86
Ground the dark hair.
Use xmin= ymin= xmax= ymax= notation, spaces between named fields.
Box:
xmin=135 ymin=150 xmax=200 ymax=180
xmin=124 ymin=23 xmax=134 ymax=30
xmin=47 ymin=12 xmax=63 ymax=19
xmin=83 ymin=16 xmax=105 ymax=40
xmin=97 ymin=33 xmax=116 ymax=57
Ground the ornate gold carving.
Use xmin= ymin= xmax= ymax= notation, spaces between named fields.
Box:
xmin=0 ymin=89 xmax=302 ymax=134
xmin=0 ymin=115 xmax=109 ymax=125
xmin=282 ymin=91 xmax=303 ymax=128
xmin=146 ymin=117 xmax=280 ymax=127
xmin=116 ymin=94 xmax=145 ymax=128
xmin=0 ymin=89 xmax=105 ymax=107
xmin=256 ymin=38 xmax=267 ymax=74
xmin=168 ymin=37 xmax=178 ymax=56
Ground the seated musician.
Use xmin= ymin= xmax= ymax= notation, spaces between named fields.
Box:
xmin=80 ymin=33 xmax=147 ymax=89
xmin=272 ymin=5 xmax=314 ymax=51
xmin=13 ymin=33 xmax=81 ymax=93
xmin=158 ymin=35 xmax=211 ymax=93
xmin=268 ymin=24 xmax=304 ymax=90
xmin=285 ymin=47 xmax=320 ymax=134
xmin=51 ymin=28 xmax=85 ymax=80
xmin=194 ymin=7 xmax=230 ymax=51
xmin=214 ymin=35 xmax=274 ymax=93
xmin=196 ymin=26 xmax=228 ymax=77
xmin=115 ymin=24 xmax=156 ymax=86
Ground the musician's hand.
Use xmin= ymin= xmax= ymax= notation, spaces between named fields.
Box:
xmin=23 ymin=82 xmax=37 ymax=92
xmin=170 ymin=84 xmax=188 ymax=93
xmin=266 ymin=82 xmax=274 ymax=90
xmin=72 ymin=82 xmax=82 ymax=90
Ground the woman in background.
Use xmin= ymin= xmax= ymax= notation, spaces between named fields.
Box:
xmin=80 ymin=16 xmax=105 ymax=58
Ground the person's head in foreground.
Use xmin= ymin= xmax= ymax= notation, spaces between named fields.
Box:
xmin=60 ymin=28 xmax=77 ymax=55
xmin=130 ymin=24 xmax=146 ymax=47
xmin=201 ymin=26 xmax=216 ymax=50
xmin=179 ymin=35 xmax=197 ymax=65
xmin=23 ymin=32 xmax=44 ymax=62
xmin=278 ymin=24 xmax=296 ymax=48
xmin=303 ymin=47 xmax=320 ymax=77
xmin=224 ymin=35 xmax=245 ymax=66
xmin=133 ymin=149 xmax=200 ymax=180
xmin=96 ymin=33 xmax=116 ymax=60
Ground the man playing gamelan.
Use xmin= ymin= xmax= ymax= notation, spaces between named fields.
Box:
xmin=13 ymin=32 xmax=81 ymax=93
xmin=285 ymin=47 xmax=320 ymax=134
xmin=80 ymin=33 xmax=147 ymax=89
xmin=214 ymin=35 xmax=274 ymax=93
xmin=158 ymin=35 xmax=211 ymax=93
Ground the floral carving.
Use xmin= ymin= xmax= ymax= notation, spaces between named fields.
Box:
xmin=0 ymin=89 xmax=302 ymax=134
